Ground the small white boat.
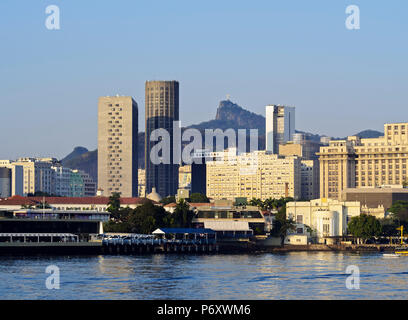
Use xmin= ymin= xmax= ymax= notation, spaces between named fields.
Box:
xmin=383 ymin=253 xmax=400 ymax=258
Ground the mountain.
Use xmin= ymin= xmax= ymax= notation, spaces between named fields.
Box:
xmin=190 ymin=100 xmax=266 ymax=134
xmin=354 ymin=129 xmax=383 ymax=139
xmin=61 ymin=146 xmax=89 ymax=163
xmin=61 ymin=149 xmax=98 ymax=182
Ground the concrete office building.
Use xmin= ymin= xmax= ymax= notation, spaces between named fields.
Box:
xmin=70 ymin=170 xmax=97 ymax=197
xmin=53 ymin=166 xmax=72 ymax=197
xmin=342 ymin=186 xmax=408 ymax=211
xmin=145 ymin=80 xmax=179 ymax=198
xmin=98 ymin=96 xmax=138 ymax=197
xmin=138 ymin=168 xmax=146 ymax=197
xmin=265 ymin=105 xmax=295 ymax=154
xmin=190 ymin=150 xmax=214 ymax=196
xmin=0 ymin=160 xmax=23 ymax=197
xmin=206 ymin=149 xmax=301 ymax=201
xmin=318 ymin=122 xmax=408 ymax=200
xmin=0 ymin=168 xmax=11 ymax=198
xmin=178 ymin=165 xmax=191 ymax=190
xmin=281 ymin=133 xmax=322 ymax=161
xmin=300 ymin=160 xmax=320 ymax=200
xmin=278 ymin=139 xmax=320 ymax=200
xmin=7 ymin=158 xmax=56 ymax=196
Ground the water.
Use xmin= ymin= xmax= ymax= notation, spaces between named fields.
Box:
xmin=1 ymin=252 xmax=408 ymax=299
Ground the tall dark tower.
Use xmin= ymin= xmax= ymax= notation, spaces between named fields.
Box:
xmin=145 ymin=80 xmax=179 ymax=198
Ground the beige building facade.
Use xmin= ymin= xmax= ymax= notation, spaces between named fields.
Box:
xmin=318 ymin=122 xmax=408 ymax=200
xmin=286 ymin=198 xmax=361 ymax=242
xmin=206 ymin=149 xmax=301 ymax=201
xmin=98 ymin=96 xmax=138 ymax=197
xmin=138 ymin=168 xmax=146 ymax=197
xmin=179 ymin=165 xmax=191 ymax=190
xmin=301 ymin=160 xmax=319 ymax=200
xmin=5 ymin=158 xmax=57 ymax=196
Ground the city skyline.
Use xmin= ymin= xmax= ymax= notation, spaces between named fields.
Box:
xmin=1 ymin=0 xmax=408 ymax=160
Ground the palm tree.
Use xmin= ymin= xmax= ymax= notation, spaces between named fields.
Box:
xmin=249 ymin=198 xmax=264 ymax=209
xmin=273 ymin=217 xmax=296 ymax=246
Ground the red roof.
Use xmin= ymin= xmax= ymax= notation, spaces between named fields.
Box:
xmin=0 ymin=195 xmax=37 ymax=206
xmin=0 ymin=195 xmax=155 ymax=206
xmin=164 ymin=203 xmax=178 ymax=207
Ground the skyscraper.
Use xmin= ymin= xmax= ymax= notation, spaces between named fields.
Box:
xmin=265 ymin=105 xmax=295 ymax=154
xmin=98 ymin=96 xmax=138 ymax=197
xmin=145 ymin=80 xmax=179 ymax=198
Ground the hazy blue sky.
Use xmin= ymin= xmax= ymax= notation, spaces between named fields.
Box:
xmin=0 ymin=0 xmax=407 ymax=159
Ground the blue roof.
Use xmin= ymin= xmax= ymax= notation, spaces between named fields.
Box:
xmin=154 ymin=228 xmax=216 ymax=234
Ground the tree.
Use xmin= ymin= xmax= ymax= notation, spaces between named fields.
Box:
xmin=107 ymin=192 xmax=122 ymax=220
xmin=389 ymin=201 xmax=408 ymax=223
xmin=263 ymin=198 xmax=277 ymax=211
xmin=128 ymin=201 xmax=169 ymax=234
xmin=160 ymin=196 xmax=176 ymax=205
xmin=188 ymin=193 xmax=210 ymax=203
xmin=35 ymin=201 xmax=51 ymax=209
xmin=271 ymin=204 xmax=296 ymax=246
xmin=380 ymin=218 xmax=399 ymax=238
xmin=348 ymin=214 xmax=382 ymax=244
xmin=249 ymin=198 xmax=265 ymax=210
xmin=170 ymin=199 xmax=195 ymax=228
xmin=403 ymin=180 xmax=408 ymax=188
xmin=304 ymin=224 xmax=316 ymax=237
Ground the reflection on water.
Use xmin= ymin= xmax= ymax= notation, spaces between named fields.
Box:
xmin=0 ymin=252 xmax=408 ymax=299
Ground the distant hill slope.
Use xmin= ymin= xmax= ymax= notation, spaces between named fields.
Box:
xmin=60 ymin=100 xmax=383 ymax=181
xmin=355 ymin=129 xmax=383 ymax=139
xmin=61 ymin=149 xmax=98 ymax=182
xmin=61 ymin=146 xmax=89 ymax=163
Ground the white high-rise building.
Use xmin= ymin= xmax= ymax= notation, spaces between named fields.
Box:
xmin=266 ymin=105 xmax=295 ymax=154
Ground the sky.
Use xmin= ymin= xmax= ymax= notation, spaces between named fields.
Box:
xmin=0 ymin=0 xmax=407 ymax=160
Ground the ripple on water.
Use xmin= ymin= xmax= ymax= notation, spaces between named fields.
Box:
xmin=0 ymin=252 xmax=408 ymax=299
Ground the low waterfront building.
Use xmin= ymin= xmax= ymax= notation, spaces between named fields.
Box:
xmin=284 ymin=234 xmax=308 ymax=245
xmin=342 ymin=186 xmax=408 ymax=211
xmin=202 ymin=220 xmax=253 ymax=240
xmin=0 ymin=195 xmax=154 ymax=212
xmin=286 ymin=198 xmax=361 ymax=243
xmin=192 ymin=200 xmax=266 ymax=234
xmin=0 ymin=208 xmax=110 ymax=238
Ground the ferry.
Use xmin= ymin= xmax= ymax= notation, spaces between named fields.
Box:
xmin=383 ymin=226 xmax=408 ymax=257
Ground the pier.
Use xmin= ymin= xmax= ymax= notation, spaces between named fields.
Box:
xmin=101 ymin=237 xmax=219 ymax=255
